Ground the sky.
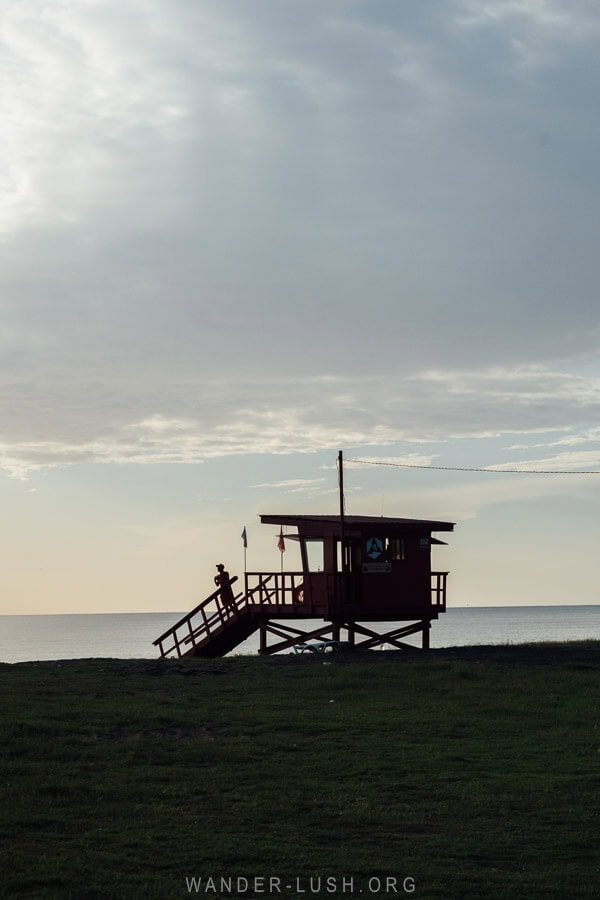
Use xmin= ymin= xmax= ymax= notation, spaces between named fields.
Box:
xmin=1 ymin=0 xmax=600 ymax=617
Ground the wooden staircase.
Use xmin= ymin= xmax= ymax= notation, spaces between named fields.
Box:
xmin=153 ymin=573 xmax=305 ymax=659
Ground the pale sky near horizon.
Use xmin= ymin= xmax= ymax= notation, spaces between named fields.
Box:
xmin=1 ymin=0 xmax=600 ymax=616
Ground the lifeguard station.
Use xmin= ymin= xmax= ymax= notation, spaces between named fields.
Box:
xmin=153 ymin=512 xmax=454 ymax=658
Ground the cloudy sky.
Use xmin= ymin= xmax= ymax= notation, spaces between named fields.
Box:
xmin=1 ymin=0 xmax=600 ymax=618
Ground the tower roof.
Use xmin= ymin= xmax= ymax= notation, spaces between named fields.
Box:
xmin=260 ymin=514 xmax=454 ymax=535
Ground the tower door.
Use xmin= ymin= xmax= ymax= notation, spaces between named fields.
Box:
xmin=334 ymin=537 xmax=361 ymax=610
xmin=300 ymin=539 xmax=328 ymax=612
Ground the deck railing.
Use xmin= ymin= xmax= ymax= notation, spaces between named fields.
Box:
xmin=243 ymin=571 xmax=305 ymax=606
xmin=247 ymin=571 xmax=450 ymax=611
xmin=431 ymin=571 xmax=448 ymax=611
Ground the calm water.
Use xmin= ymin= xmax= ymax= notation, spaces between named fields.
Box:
xmin=1 ymin=605 xmax=599 ymax=663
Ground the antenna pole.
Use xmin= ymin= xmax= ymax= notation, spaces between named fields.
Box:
xmin=338 ymin=450 xmax=347 ymax=605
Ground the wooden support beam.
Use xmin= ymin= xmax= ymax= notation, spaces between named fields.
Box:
xmin=346 ymin=620 xmax=430 ymax=651
xmin=258 ymin=621 xmax=336 ymax=655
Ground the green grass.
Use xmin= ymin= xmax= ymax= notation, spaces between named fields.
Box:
xmin=0 ymin=642 xmax=599 ymax=898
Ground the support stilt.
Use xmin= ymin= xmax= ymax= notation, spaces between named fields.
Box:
xmin=422 ymin=621 xmax=431 ymax=650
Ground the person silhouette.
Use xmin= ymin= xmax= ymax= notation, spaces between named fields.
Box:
xmin=214 ymin=563 xmax=235 ymax=613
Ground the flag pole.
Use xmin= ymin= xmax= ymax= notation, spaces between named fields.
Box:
xmin=241 ymin=526 xmax=248 ymax=575
xmin=278 ymin=527 xmax=285 ymax=573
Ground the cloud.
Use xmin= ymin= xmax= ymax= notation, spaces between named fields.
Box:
xmin=250 ymin=477 xmax=327 ymax=494
xmin=488 ymin=450 xmax=600 ymax=472
xmin=1 ymin=1 xmax=600 ymax=477
xmin=2 ymin=360 xmax=600 ymax=478
xmin=508 ymin=428 xmax=600 ymax=450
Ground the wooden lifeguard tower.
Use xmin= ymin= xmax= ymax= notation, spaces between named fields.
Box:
xmin=153 ymin=512 xmax=454 ymax=659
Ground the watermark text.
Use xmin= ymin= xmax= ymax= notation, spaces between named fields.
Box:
xmin=185 ymin=875 xmax=416 ymax=895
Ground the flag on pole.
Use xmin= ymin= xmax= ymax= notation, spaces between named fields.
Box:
xmin=241 ymin=526 xmax=247 ymax=549
xmin=277 ymin=528 xmax=285 ymax=553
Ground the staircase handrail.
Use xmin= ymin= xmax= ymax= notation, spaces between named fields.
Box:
xmin=153 ymin=571 xmax=305 ymax=658
xmin=153 ymin=576 xmax=239 ymax=646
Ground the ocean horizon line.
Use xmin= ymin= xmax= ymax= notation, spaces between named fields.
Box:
xmin=2 ymin=601 xmax=600 ymax=618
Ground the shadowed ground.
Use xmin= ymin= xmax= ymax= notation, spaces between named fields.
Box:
xmin=0 ymin=641 xmax=598 ymax=898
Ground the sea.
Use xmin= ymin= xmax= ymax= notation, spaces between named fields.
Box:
xmin=0 ymin=605 xmax=599 ymax=664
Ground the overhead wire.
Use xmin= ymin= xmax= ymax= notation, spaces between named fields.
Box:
xmin=347 ymin=458 xmax=600 ymax=475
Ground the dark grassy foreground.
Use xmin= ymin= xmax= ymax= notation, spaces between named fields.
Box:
xmin=0 ymin=642 xmax=599 ymax=900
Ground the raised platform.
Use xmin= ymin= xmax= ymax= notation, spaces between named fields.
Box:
xmin=153 ymin=571 xmax=448 ymax=658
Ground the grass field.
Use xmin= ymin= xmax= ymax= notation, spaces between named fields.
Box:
xmin=0 ymin=642 xmax=598 ymax=899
